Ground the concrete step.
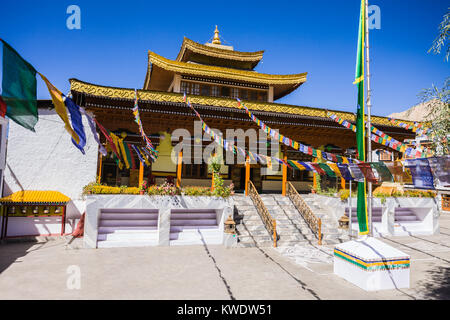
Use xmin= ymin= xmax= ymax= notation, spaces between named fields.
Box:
xmin=98 ymin=226 xmax=158 ymax=234
xmin=99 ymin=220 xmax=158 ymax=227
xmin=170 ymin=226 xmax=218 ymax=232
xmin=171 ymin=213 xmax=216 ymax=220
xmin=98 ymin=232 xmax=158 ymax=241
xmin=100 ymin=213 xmax=159 ymax=220
xmin=170 ymin=219 xmax=217 ymax=226
xmin=395 ymin=215 xmax=420 ymax=222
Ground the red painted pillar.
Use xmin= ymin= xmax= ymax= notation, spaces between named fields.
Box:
xmin=61 ymin=206 xmax=66 ymax=236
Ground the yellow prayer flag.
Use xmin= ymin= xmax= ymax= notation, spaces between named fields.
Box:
xmin=118 ymin=138 xmax=130 ymax=169
xmin=327 ymin=162 xmax=342 ymax=177
xmin=39 ymin=73 xmax=80 ymax=144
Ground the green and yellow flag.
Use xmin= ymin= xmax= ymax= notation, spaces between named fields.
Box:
xmin=354 ymin=0 xmax=369 ymax=235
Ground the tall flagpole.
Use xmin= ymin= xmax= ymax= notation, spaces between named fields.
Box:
xmin=365 ymin=0 xmax=373 ymax=236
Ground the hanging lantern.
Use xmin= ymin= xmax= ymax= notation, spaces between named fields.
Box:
xmin=21 ymin=206 xmax=27 ymax=214
xmin=9 ymin=206 xmax=16 ymax=214
xmin=43 ymin=206 xmax=49 ymax=214
xmin=33 ymin=206 xmax=39 ymax=214
xmin=224 ymin=215 xmax=236 ymax=234
xmin=55 ymin=207 xmax=61 ymax=214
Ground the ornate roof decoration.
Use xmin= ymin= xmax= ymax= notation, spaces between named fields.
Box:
xmin=176 ymin=37 xmax=264 ymax=66
xmin=149 ymin=51 xmax=304 ymax=85
xmin=70 ymin=78 xmax=414 ymax=127
xmin=212 ymin=25 xmax=221 ymax=45
xmin=144 ymin=51 xmax=307 ymax=99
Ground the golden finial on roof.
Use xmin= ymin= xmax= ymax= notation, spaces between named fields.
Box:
xmin=212 ymin=25 xmax=221 ymax=45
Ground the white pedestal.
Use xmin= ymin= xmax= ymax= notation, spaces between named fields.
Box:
xmin=334 ymin=237 xmax=410 ymax=291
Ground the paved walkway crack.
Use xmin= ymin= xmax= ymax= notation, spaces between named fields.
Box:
xmin=198 ymin=231 xmax=235 ymax=300
xmin=241 ymin=218 xmax=321 ymax=300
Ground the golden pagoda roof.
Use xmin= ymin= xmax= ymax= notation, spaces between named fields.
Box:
xmin=176 ymin=37 xmax=264 ymax=70
xmin=70 ymin=78 xmax=415 ymax=127
xmin=144 ymin=51 xmax=307 ymax=100
xmin=0 ymin=190 xmax=70 ymax=205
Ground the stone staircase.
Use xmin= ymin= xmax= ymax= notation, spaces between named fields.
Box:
xmin=260 ymin=194 xmax=320 ymax=246
xmin=233 ymin=193 xmax=348 ymax=247
xmin=97 ymin=209 xmax=159 ymax=248
xmin=292 ymin=194 xmax=350 ymax=244
xmin=233 ymin=194 xmax=274 ymax=247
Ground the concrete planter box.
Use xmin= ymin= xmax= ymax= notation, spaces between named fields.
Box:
xmin=84 ymin=195 xmax=234 ymax=248
xmin=308 ymin=194 xmax=439 ymax=236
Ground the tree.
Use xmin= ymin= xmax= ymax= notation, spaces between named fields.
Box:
xmin=418 ymin=8 xmax=450 ymax=156
xmin=429 ymin=8 xmax=450 ymax=61
xmin=419 ymin=78 xmax=449 ymax=156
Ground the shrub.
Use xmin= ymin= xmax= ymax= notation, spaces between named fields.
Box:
xmin=147 ymin=182 xmax=181 ymax=196
xmin=339 ymin=189 xmax=350 ymax=202
xmin=182 ymin=186 xmax=213 ymax=197
xmin=82 ymin=181 xmax=234 ymax=198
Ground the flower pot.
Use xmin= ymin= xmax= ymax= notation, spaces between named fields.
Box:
xmin=139 ymin=190 xmax=145 ymax=195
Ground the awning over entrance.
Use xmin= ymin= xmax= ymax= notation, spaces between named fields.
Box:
xmin=0 ymin=190 xmax=70 ymax=206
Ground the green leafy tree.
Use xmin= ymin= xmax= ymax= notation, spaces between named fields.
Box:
xmin=419 ymin=79 xmax=450 ymax=155
xmin=429 ymin=8 xmax=450 ymax=61
xmin=418 ymin=8 xmax=450 ymax=156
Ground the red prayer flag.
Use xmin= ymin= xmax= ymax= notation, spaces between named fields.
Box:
xmin=0 ymin=96 xmax=6 ymax=118
xmin=357 ymin=163 xmax=379 ymax=183
xmin=310 ymin=163 xmax=326 ymax=175
xmin=94 ymin=118 xmax=120 ymax=158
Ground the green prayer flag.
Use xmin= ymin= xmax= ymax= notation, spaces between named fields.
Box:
xmin=354 ymin=0 xmax=369 ymax=235
xmin=370 ymin=162 xmax=394 ymax=182
xmin=1 ymin=39 xmax=38 ymax=131
xmin=318 ymin=163 xmax=336 ymax=178
xmin=123 ymin=142 xmax=134 ymax=169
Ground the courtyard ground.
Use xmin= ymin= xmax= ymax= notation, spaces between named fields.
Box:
xmin=0 ymin=214 xmax=449 ymax=300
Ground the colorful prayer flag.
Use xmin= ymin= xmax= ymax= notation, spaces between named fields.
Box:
xmin=79 ymin=108 xmax=107 ymax=156
xmin=1 ymin=39 xmax=38 ymax=131
xmin=39 ymin=73 xmax=80 ymax=144
xmin=64 ymin=96 xmax=86 ymax=154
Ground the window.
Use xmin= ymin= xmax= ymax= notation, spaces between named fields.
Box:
xmin=211 ymin=86 xmax=219 ymax=97
xmin=183 ymin=164 xmax=208 ymax=178
xmin=180 ymin=81 xmax=189 ymax=94
xmin=231 ymin=88 xmax=239 ymax=99
xmin=379 ymin=150 xmax=392 ymax=161
xmin=258 ymin=91 xmax=267 ymax=102
xmin=250 ymin=90 xmax=258 ymax=101
xmin=240 ymin=89 xmax=248 ymax=100
xmin=221 ymin=86 xmax=230 ymax=98
xmin=192 ymin=83 xmax=200 ymax=95
xmin=201 ymin=85 xmax=210 ymax=96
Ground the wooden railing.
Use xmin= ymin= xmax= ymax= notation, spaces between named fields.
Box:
xmin=286 ymin=182 xmax=322 ymax=245
xmin=248 ymin=181 xmax=277 ymax=247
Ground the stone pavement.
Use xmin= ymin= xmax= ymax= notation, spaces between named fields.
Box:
xmin=0 ymin=214 xmax=449 ymax=300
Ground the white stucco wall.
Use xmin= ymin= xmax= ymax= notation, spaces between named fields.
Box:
xmin=3 ymin=109 xmax=99 ymax=220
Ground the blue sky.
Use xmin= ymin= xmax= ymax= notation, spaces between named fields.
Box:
xmin=0 ymin=0 xmax=448 ymax=116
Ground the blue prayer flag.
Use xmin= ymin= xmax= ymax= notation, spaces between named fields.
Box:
xmin=64 ymin=96 xmax=86 ymax=154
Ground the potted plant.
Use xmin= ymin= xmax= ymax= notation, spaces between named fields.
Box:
xmin=139 ymin=180 xmax=148 ymax=195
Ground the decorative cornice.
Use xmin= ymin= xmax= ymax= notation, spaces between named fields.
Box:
xmin=176 ymin=37 xmax=264 ymax=63
xmin=148 ymin=51 xmax=307 ymax=86
xmin=69 ymin=79 xmax=415 ymax=127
